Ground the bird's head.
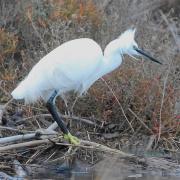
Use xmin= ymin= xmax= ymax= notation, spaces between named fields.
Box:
xmin=118 ymin=28 xmax=162 ymax=65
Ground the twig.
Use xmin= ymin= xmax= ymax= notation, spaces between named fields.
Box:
xmin=146 ymin=135 xmax=156 ymax=151
xmin=0 ymin=139 xmax=55 ymax=151
xmin=0 ymin=81 xmax=11 ymax=98
xmin=101 ymin=78 xmax=134 ymax=132
xmin=159 ymin=10 xmax=180 ymax=51
xmin=18 ymin=114 xmax=51 ymax=122
xmin=0 ymin=98 xmax=13 ymax=124
xmin=81 ymin=140 xmax=133 ymax=157
xmin=0 ymin=133 xmax=36 ymax=144
xmin=0 ymin=129 xmax=57 ymax=144
xmin=128 ymin=108 xmax=154 ymax=134
xmin=1 ymin=98 xmax=13 ymax=111
xmin=55 ymin=141 xmax=134 ymax=157
xmin=18 ymin=114 xmax=100 ymax=127
xmin=28 ymin=1 xmax=48 ymax=53
xmin=0 ymin=125 xmax=32 ymax=132
xmin=45 ymin=150 xmax=57 ymax=162
xmin=65 ymin=115 xmax=99 ymax=127
xmin=26 ymin=149 xmax=44 ymax=164
xmin=158 ymin=61 xmax=171 ymax=141
xmin=131 ymin=2 xmax=162 ymax=20
xmin=47 ymin=121 xmax=58 ymax=131
xmin=158 ymin=10 xmax=176 ymax=142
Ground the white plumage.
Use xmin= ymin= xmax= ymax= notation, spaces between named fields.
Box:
xmin=11 ymin=29 xmax=160 ymax=104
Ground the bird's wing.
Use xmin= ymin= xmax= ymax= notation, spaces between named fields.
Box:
xmin=42 ymin=38 xmax=103 ymax=83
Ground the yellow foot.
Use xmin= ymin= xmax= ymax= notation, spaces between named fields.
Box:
xmin=63 ymin=133 xmax=80 ymax=145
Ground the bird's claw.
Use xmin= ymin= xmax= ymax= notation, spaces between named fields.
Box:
xmin=64 ymin=133 xmax=80 ymax=145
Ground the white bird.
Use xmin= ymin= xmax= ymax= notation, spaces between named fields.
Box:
xmin=11 ymin=29 xmax=162 ymax=144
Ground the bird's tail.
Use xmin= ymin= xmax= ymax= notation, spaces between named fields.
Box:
xmin=11 ymin=81 xmax=26 ymax=100
xmin=11 ymin=77 xmax=41 ymax=104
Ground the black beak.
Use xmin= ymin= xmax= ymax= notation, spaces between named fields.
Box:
xmin=133 ymin=46 xmax=162 ymax=65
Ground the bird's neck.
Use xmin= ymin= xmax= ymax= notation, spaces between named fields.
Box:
xmin=101 ymin=39 xmax=123 ymax=76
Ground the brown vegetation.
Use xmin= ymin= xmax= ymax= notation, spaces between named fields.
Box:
xmin=0 ymin=0 xmax=180 ymax=177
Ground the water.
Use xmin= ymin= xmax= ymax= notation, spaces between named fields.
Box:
xmin=93 ymin=157 xmax=180 ymax=180
xmin=27 ymin=156 xmax=180 ymax=180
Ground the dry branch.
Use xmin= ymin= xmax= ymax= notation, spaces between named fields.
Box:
xmin=0 ymin=128 xmax=57 ymax=144
xmin=0 ymin=135 xmax=133 ymax=158
xmin=18 ymin=114 xmax=99 ymax=127
xmin=0 ymin=113 xmax=98 ymax=144
xmin=128 ymin=108 xmax=154 ymax=134
xmin=159 ymin=10 xmax=180 ymax=51
xmin=0 ymin=139 xmax=53 ymax=151
xmin=81 ymin=140 xmax=133 ymax=157
xmin=101 ymin=78 xmax=134 ymax=132
xmin=0 ymin=133 xmax=36 ymax=144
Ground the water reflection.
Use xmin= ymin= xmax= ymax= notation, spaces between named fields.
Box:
xmin=28 ymin=156 xmax=180 ymax=180
xmin=93 ymin=155 xmax=180 ymax=180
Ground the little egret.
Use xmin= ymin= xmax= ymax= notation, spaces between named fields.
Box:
xmin=11 ymin=29 xmax=162 ymax=144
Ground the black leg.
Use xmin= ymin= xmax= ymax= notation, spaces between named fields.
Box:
xmin=46 ymin=90 xmax=69 ymax=134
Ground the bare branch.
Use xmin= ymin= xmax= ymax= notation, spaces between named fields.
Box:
xmin=101 ymin=78 xmax=134 ymax=132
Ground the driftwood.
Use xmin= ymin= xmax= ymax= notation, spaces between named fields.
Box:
xmin=0 ymin=133 xmax=37 ymax=144
xmin=0 ymin=125 xmax=58 ymax=144
xmin=0 ymin=115 xmax=133 ymax=157
xmin=0 ymin=134 xmax=133 ymax=158
xmin=0 ymin=139 xmax=54 ymax=151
